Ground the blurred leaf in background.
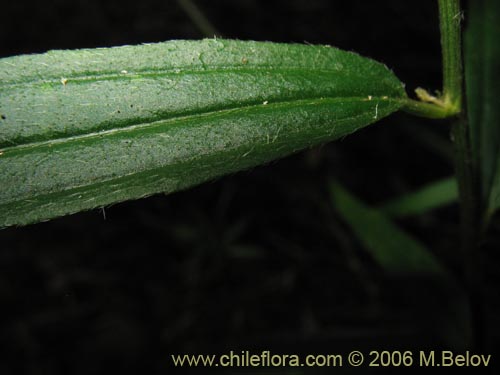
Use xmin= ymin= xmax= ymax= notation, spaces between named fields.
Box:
xmin=380 ymin=177 xmax=458 ymax=218
xmin=329 ymin=181 xmax=447 ymax=276
xmin=465 ymin=0 xmax=500 ymax=221
xmin=329 ymin=180 xmax=472 ymax=350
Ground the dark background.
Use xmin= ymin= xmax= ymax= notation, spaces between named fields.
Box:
xmin=1 ymin=1 xmax=499 ymax=374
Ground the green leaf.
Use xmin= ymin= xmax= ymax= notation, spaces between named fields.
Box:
xmin=381 ymin=177 xmax=458 ymax=218
xmin=0 ymin=39 xmax=406 ymax=228
xmin=329 ymin=181 xmax=447 ymax=276
xmin=331 ymin=181 xmax=473 ymax=350
xmin=465 ymin=0 xmax=500 ymax=218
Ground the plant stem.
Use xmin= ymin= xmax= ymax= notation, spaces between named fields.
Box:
xmin=402 ymin=0 xmax=463 ymax=119
xmin=452 ymin=114 xmax=483 ymax=350
xmin=439 ymin=0 xmax=463 ymax=112
xmin=440 ymin=0 xmax=482 ymax=349
xmin=401 ymin=98 xmax=455 ymax=119
xmin=438 ymin=0 xmax=480 ymax=253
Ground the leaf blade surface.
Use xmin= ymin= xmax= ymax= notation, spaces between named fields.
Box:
xmin=0 ymin=39 xmax=406 ymax=227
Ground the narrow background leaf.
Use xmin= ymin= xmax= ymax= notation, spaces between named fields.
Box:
xmin=329 ymin=181 xmax=447 ymax=276
xmin=465 ymin=0 xmax=500 ymax=219
xmin=380 ymin=176 xmax=458 ymax=217
xmin=329 ymin=180 xmax=472 ymax=348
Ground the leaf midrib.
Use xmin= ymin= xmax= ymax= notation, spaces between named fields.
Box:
xmin=1 ymin=95 xmax=400 ymax=154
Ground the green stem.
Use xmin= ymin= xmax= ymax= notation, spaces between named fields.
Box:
xmin=439 ymin=0 xmax=463 ymax=111
xmin=452 ymin=113 xmax=483 ymax=350
xmin=402 ymin=0 xmax=463 ymax=119
xmin=401 ymin=99 xmax=456 ymax=119
xmin=440 ymin=0 xmax=482 ymax=349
